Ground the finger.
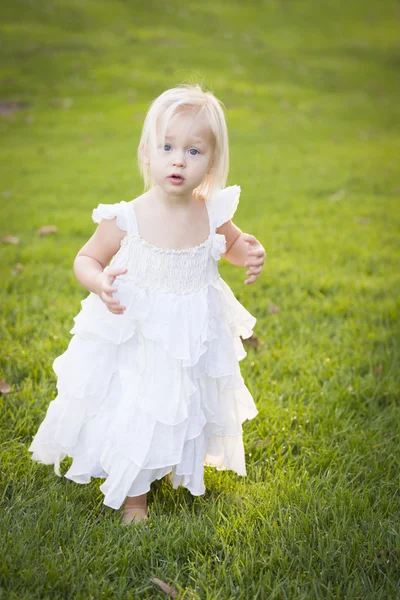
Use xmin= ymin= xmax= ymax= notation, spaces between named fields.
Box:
xmin=246 ymin=266 xmax=262 ymax=276
xmin=103 ymin=284 xmax=118 ymax=293
xmin=247 ymin=248 xmax=265 ymax=257
xmin=251 ymin=258 xmax=264 ymax=267
xmin=107 ymin=302 xmax=122 ymax=310
xmin=102 ymin=294 xmax=122 ymax=307
xmin=244 ymin=239 xmax=257 ymax=247
xmin=107 ymin=301 xmax=126 ymax=310
xmin=245 ymin=250 xmax=265 ymax=262
xmin=245 ymin=258 xmax=264 ymax=268
xmin=245 ymin=258 xmax=264 ymax=267
xmin=244 ymin=274 xmax=259 ymax=284
xmin=108 ymin=267 xmax=128 ymax=276
xmin=244 ymin=258 xmax=255 ymax=267
xmin=242 ymin=234 xmax=257 ymax=244
xmin=245 ymin=257 xmax=264 ymax=267
xmin=101 ymin=290 xmax=118 ymax=301
xmin=106 ymin=275 xmax=123 ymax=286
xmin=248 ymin=263 xmax=263 ymax=272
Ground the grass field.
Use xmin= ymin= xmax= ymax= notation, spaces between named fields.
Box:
xmin=1 ymin=0 xmax=399 ymax=598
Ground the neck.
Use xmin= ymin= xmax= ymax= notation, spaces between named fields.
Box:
xmin=153 ymin=185 xmax=196 ymax=209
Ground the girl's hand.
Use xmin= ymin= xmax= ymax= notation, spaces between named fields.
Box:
xmin=95 ymin=267 xmax=128 ymax=314
xmin=242 ymin=234 xmax=266 ymax=285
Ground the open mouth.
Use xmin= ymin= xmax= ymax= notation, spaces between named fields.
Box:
xmin=168 ymin=174 xmax=185 ymax=185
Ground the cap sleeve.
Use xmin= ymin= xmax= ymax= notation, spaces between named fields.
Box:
xmin=91 ymin=201 xmax=128 ymax=232
xmin=209 ymin=185 xmax=241 ymax=229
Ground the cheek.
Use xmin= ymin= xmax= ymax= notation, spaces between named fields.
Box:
xmin=149 ymin=155 xmax=163 ymax=173
xmin=194 ymin=155 xmax=210 ymax=170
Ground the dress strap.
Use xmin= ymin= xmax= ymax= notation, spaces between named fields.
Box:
xmin=120 ymin=201 xmax=139 ymax=236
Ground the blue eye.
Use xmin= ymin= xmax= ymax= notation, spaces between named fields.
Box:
xmin=189 ymin=148 xmax=199 ymax=155
xmin=164 ymin=144 xmax=172 ymax=151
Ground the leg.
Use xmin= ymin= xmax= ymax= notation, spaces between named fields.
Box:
xmin=122 ymin=492 xmax=148 ymax=524
xmin=164 ymin=471 xmax=173 ymax=484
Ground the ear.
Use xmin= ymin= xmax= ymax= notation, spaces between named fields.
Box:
xmin=139 ymin=143 xmax=150 ymax=165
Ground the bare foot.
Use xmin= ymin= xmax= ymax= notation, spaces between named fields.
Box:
xmin=122 ymin=492 xmax=148 ymax=525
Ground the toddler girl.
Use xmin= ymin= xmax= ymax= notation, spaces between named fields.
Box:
xmin=28 ymin=83 xmax=266 ymax=524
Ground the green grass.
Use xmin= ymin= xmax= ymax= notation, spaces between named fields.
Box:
xmin=1 ymin=0 xmax=399 ymax=598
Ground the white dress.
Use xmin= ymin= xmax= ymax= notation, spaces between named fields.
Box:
xmin=28 ymin=185 xmax=259 ymax=510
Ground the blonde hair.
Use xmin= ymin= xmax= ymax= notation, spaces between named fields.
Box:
xmin=137 ymin=83 xmax=229 ymax=200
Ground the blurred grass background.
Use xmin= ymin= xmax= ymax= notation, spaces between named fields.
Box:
xmin=1 ymin=0 xmax=399 ymax=598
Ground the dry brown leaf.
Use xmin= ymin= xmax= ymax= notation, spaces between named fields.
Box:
xmin=51 ymin=98 xmax=73 ymax=109
xmin=230 ymin=492 xmax=244 ymax=505
xmin=242 ymin=333 xmax=260 ymax=349
xmin=0 ymin=379 xmax=11 ymax=394
xmin=377 ymin=547 xmax=400 ymax=565
xmin=268 ymin=303 xmax=280 ymax=314
xmin=255 ymin=437 xmax=272 ymax=448
xmin=1 ymin=235 xmax=20 ymax=244
xmin=328 ymin=188 xmax=346 ymax=202
xmin=12 ymin=262 xmax=24 ymax=276
xmin=36 ymin=225 xmax=58 ymax=236
xmin=0 ymin=100 xmax=31 ymax=114
xmin=150 ymin=577 xmax=178 ymax=597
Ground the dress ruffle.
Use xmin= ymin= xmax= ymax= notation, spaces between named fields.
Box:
xmin=28 ymin=276 xmax=258 ymax=510
xmin=208 ymin=185 xmax=241 ymax=228
xmin=92 ymin=202 xmax=129 ymax=232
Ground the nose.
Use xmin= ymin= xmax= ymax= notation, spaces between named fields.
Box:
xmin=172 ymin=150 xmax=185 ymax=168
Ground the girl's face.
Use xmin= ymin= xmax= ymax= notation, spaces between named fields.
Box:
xmin=147 ymin=109 xmax=215 ymax=196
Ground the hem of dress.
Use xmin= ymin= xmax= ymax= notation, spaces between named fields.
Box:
xmin=28 ymin=436 xmax=257 ymax=510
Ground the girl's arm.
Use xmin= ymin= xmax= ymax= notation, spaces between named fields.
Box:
xmin=217 ymin=220 xmax=266 ymax=285
xmin=73 ymin=218 xmax=126 ymax=294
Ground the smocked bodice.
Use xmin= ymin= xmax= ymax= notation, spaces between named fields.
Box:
xmin=92 ymin=185 xmax=242 ymax=296
xmin=107 ymin=232 xmax=223 ymax=294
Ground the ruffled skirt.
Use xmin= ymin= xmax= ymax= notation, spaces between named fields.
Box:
xmin=28 ymin=276 xmax=258 ymax=510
